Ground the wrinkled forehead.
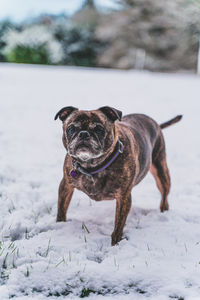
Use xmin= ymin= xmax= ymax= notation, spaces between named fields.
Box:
xmin=64 ymin=111 xmax=106 ymax=127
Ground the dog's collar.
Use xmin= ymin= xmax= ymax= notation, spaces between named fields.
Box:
xmin=70 ymin=140 xmax=124 ymax=178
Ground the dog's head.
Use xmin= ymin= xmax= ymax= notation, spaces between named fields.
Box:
xmin=55 ymin=106 xmax=122 ymax=162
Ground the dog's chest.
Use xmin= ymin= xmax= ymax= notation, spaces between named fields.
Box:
xmin=71 ymin=171 xmax=120 ymax=200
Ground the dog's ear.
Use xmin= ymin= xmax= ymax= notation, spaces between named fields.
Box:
xmin=54 ymin=106 xmax=78 ymax=121
xmin=98 ymin=106 xmax=122 ymax=122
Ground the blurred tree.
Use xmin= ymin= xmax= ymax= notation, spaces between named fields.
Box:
xmin=96 ymin=0 xmax=200 ymax=71
xmin=63 ymin=0 xmax=103 ymax=66
xmin=3 ymin=25 xmax=63 ymax=65
xmin=83 ymin=0 xmax=96 ymax=8
xmin=7 ymin=44 xmax=50 ymax=64
xmin=54 ymin=25 xmax=102 ymax=67
xmin=72 ymin=0 xmax=100 ymax=27
xmin=0 ymin=21 xmax=14 ymax=62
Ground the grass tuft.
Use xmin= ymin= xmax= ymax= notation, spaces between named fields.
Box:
xmin=169 ymin=296 xmax=184 ymax=300
xmin=82 ymin=222 xmax=90 ymax=234
xmin=25 ymin=266 xmax=30 ymax=277
xmin=136 ymin=288 xmax=146 ymax=294
xmin=25 ymin=228 xmax=30 ymax=240
xmin=45 ymin=238 xmax=51 ymax=257
xmin=56 ymin=257 xmax=65 ymax=267
xmin=80 ymin=288 xmax=96 ymax=298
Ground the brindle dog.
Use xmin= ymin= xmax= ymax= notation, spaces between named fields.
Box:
xmin=55 ymin=106 xmax=182 ymax=246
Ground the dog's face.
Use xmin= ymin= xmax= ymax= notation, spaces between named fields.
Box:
xmin=55 ymin=106 xmax=122 ymax=162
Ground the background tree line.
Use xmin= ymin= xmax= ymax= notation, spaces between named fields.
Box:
xmin=0 ymin=0 xmax=200 ymax=72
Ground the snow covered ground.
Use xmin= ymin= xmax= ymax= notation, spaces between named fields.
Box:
xmin=0 ymin=64 xmax=200 ymax=300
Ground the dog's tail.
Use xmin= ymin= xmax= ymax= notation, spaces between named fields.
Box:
xmin=160 ymin=115 xmax=183 ymax=129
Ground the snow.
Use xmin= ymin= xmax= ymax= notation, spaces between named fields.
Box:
xmin=0 ymin=63 xmax=200 ymax=300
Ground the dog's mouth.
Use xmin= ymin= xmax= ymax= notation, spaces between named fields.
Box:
xmin=74 ymin=143 xmax=93 ymax=161
xmin=68 ymin=136 xmax=103 ymax=161
xmin=70 ymin=141 xmax=103 ymax=161
xmin=75 ymin=142 xmax=91 ymax=151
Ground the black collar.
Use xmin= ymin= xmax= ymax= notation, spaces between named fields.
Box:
xmin=70 ymin=140 xmax=124 ymax=178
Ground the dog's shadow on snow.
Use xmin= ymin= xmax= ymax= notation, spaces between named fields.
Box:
xmin=65 ymin=205 xmax=159 ymax=235
xmin=131 ymin=206 xmax=157 ymax=217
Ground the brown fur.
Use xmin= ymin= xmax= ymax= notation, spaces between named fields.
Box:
xmin=55 ymin=108 xmax=181 ymax=245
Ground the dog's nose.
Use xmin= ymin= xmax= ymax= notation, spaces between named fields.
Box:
xmin=78 ymin=131 xmax=90 ymax=140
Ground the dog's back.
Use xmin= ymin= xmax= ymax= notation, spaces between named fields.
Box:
xmin=122 ymin=113 xmax=160 ymax=145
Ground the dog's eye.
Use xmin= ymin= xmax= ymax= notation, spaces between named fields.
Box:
xmin=67 ymin=125 xmax=76 ymax=137
xmin=94 ymin=125 xmax=105 ymax=136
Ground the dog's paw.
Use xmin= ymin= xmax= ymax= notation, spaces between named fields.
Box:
xmin=56 ymin=215 xmax=66 ymax=222
xmin=111 ymin=232 xmax=122 ymax=246
xmin=160 ymin=201 xmax=169 ymax=213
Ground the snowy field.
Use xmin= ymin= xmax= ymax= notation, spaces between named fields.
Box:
xmin=0 ymin=64 xmax=200 ymax=300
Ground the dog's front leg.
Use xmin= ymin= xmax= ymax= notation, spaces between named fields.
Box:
xmin=56 ymin=178 xmax=74 ymax=222
xmin=111 ymin=193 xmax=132 ymax=246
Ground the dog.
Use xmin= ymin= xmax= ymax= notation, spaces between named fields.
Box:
xmin=55 ymin=106 xmax=182 ymax=245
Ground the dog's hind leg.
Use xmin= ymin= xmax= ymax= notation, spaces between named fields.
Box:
xmin=56 ymin=178 xmax=74 ymax=222
xmin=150 ymin=135 xmax=171 ymax=212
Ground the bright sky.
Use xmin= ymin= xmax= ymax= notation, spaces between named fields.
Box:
xmin=0 ymin=0 xmax=119 ymax=22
